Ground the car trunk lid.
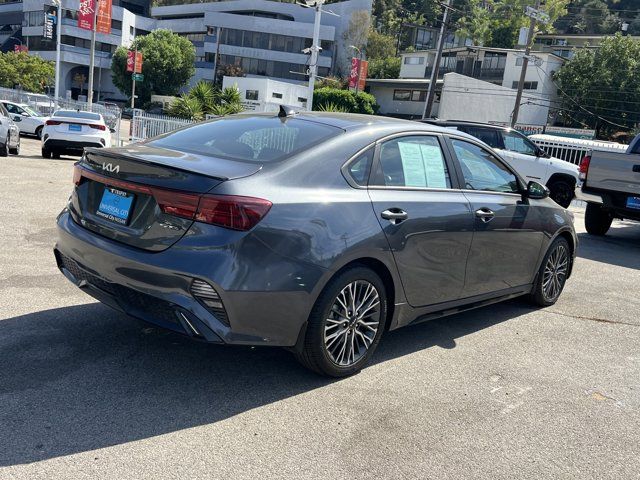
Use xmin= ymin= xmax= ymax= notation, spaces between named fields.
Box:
xmin=68 ymin=146 xmax=263 ymax=251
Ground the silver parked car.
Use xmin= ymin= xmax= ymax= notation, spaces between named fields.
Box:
xmin=55 ymin=110 xmax=577 ymax=376
xmin=0 ymin=102 xmax=20 ymax=156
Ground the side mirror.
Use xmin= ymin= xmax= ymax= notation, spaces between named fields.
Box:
xmin=13 ymin=115 xmax=21 ymax=122
xmin=526 ymin=180 xmax=549 ymax=199
xmin=537 ymin=147 xmax=550 ymax=158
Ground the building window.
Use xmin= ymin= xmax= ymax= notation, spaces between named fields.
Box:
xmin=272 ymin=92 xmax=283 ymax=99
xmin=130 ymin=26 xmax=135 ymax=36
xmin=404 ymin=56 xmax=424 ymax=65
xmin=515 ymin=57 xmax=524 ymax=66
xmin=246 ymin=90 xmax=259 ymax=100
xmin=511 ymin=81 xmax=538 ymax=90
xmin=297 ymin=97 xmax=307 ymax=103
xmin=393 ymin=90 xmax=412 ymax=101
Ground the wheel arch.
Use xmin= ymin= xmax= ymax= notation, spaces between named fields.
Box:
xmin=546 ymin=172 xmax=577 ymax=188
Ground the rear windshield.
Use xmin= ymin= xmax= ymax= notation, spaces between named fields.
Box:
xmin=147 ymin=115 xmax=343 ymax=162
xmin=54 ymin=110 xmax=102 ymax=121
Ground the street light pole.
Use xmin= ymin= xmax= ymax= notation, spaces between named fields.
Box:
xmin=306 ymin=0 xmax=324 ymax=111
xmin=87 ymin=0 xmax=99 ymax=107
xmin=53 ymin=0 xmax=62 ymax=107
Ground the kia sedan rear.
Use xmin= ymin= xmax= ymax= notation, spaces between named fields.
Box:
xmin=42 ymin=110 xmax=111 ymax=158
xmin=55 ymin=111 xmax=576 ymax=376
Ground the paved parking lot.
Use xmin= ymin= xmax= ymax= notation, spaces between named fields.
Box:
xmin=1 ymin=137 xmax=639 ymax=479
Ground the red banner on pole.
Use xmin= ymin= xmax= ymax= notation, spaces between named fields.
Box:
xmin=135 ymin=52 xmax=143 ymax=73
xmin=96 ymin=0 xmax=112 ymax=34
xmin=126 ymin=50 xmax=135 ymax=72
xmin=127 ymin=51 xmax=143 ymax=73
xmin=358 ymin=60 xmax=368 ymax=91
xmin=348 ymin=57 xmax=359 ymax=89
xmin=78 ymin=0 xmax=95 ymax=31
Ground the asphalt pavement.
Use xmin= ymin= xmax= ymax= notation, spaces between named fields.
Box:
xmin=1 ymin=138 xmax=639 ymax=479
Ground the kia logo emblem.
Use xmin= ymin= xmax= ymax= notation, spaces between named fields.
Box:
xmin=101 ymin=162 xmax=120 ymax=174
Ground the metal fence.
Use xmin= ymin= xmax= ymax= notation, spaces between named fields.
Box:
xmin=130 ymin=111 xmax=196 ymax=142
xmin=530 ymin=134 xmax=629 ymax=165
xmin=0 ymin=86 xmax=122 ymax=144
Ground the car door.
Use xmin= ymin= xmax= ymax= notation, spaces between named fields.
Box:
xmin=499 ymin=129 xmax=550 ymax=184
xmin=367 ymin=133 xmax=475 ymax=308
xmin=445 ymin=136 xmax=545 ymax=298
xmin=13 ymin=105 xmax=38 ymax=134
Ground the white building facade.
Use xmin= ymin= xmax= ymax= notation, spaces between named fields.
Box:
xmin=1 ymin=0 xmax=371 ymax=102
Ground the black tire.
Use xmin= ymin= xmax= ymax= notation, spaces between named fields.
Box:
xmin=585 ymin=202 xmax=612 ymax=236
xmin=51 ymin=150 xmax=61 ymax=159
xmin=547 ymin=180 xmax=574 ymax=208
xmin=41 ymin=147 xmax=51 ymax=159
xmin=295 ymin=266 xmax=387 ymax=377
xmin=529 ymin=237 xmax=571 ymax=307
xmin=9 ymin=139 xmax=19 ymax=155
xmin=35 ymin=126 xmax=43 ymax=139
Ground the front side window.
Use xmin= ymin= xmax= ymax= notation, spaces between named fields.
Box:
xmin=372 ymin=136 xmax=451 ymax=189
xmin=451 ymin=139 xmax=519 ymax=193
xmin=501 ymin=130 xmax=537 ymax=156
xmin=4 ymin=103 xmax=18 ymax=114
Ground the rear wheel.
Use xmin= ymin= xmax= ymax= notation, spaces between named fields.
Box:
xmin=0 ymin=139 xmax=7 ymax=157
xmin=51 ymin=150 xmax=61 ymax=159
xmin=585 ymin=202 xmax=612 ymax=236
xmin=295 ymin=266 xmax=387 ymax=377
xmin=35 ymin=126 xmax=43 ymax=139
xmin=41 ymin=147 xmax=51 ymax=159
xmin=529 ymin=237 xmax=570 ymax=307
xmin=547 ymin=180 xmax=574 ymax=208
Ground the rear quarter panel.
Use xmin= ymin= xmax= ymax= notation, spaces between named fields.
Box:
xmin=587 ymin=150 xmax=640 ymax=195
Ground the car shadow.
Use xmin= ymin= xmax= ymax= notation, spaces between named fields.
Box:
xmin=576 ymin=220 xmax=640 ymax=270
xmin=0 ymin=299 xmax=530 ymax=466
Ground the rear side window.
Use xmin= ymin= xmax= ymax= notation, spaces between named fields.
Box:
xmin=460 ymin=127 xmax=503 ymax=149
xmin=372 ymin=136 xmax=451 ymax=189
xmin=148 ymin=116 xmax=342 ymax=162
xmin=347 ymin=148 xmax=374 ymax=186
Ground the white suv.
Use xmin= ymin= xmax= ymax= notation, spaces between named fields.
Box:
xmin=42 ymin=110 xmax=111 ymax=159
xmin=423 ymin=120 xmax=579 ymax=208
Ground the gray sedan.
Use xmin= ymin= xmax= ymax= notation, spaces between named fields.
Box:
xmin=54 ymin=110 xmax=576 ymax=376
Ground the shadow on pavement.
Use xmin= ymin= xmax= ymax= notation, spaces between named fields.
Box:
xmin=0 ymin=300 xmax=529 ymax=466
xmin=576 ymin=219 xmax=640 ymax=270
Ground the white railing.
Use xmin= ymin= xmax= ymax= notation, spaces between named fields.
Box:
xmin=530 ymin=134 xmax=629 ymax=165
xmin=130 ymin=112 xmax=196 ymax=142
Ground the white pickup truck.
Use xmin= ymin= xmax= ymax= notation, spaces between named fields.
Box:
xmin=577 ymin=134 xmax=640 ymax=235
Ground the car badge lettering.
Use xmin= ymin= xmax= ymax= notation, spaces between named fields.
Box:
xmin=102 ymin=162 xmax=120 ymax=174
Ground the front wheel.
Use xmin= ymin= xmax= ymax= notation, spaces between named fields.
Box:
xmin=35 ymin=126 xmax=43 ymax=139
xmin=295 ymin=266 xmax=387 ymax=377
xmin=548 ymin=180 xmax=574 ymax=208
xmin=9 ymin=136 xmax=19 ymax=155
xmin=529 ymin=237 xmax=571 ymax=307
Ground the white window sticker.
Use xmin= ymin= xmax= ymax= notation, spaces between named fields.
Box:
xmin=398 ymin=142 xmax=427 ymax=187
xmin=419 ymin=144 xmax=448 ymax=189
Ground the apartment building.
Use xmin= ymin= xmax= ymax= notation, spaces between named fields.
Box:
xmin=0 ymin=0 xmax=371 ymax=102
xmin=532 ymin=33 xmax=640 ymax=59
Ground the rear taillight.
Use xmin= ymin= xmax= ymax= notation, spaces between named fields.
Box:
xmin=73 ymin=167 xmax=271 ymax=231
xmin=579 ymin=155 xmax=591 ymax=180
xmin=195 ymin=195 xmax=272 ymax=231
xmin=90 ymin=124 xmax=106 ymax=131
xmin=46 ymin=120 xmax=61 ymax=126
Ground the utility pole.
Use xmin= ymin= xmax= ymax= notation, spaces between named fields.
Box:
xmin=422 ymin=0 xmax=451 ymax=119
xmin=511 ymin=1 xmax=548 ymax=127
xmin=212 ymin=26 xmax=222 ymax=84
xmin=306 ymin=0 xmax=324 ymax=111
xmin=87 ymin=0 xmax=99 ymax=107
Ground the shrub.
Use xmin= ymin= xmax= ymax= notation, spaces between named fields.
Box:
xmin=312 ymin=87 xmax=378 ymax=114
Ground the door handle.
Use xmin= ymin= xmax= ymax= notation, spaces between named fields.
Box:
xmin=381 ymin=208 xmax=408 ymax=224
xmin=475 ymin=208 xmax=495 ymax=223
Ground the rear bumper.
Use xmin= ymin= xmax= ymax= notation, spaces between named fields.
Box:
xmin=578 ymin=186 xmax=640 ymax=220
xmin=54 ymin=210 xmax=315 ymax=346
xmin=44 ymin=138 xmax=105 ymax=153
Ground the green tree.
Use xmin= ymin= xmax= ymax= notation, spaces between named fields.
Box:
xmin=0 ymin=52 xmax=54 ymax=93
xmin=366 ymin=28 xmax=397 ymax=59
xmin=368 ymin=56 xmax=401 ymax=79
xmin=111 ymin=29 xmax=195 ymax=105
xmin=169 ymin=81 xmax=243 ymax=120
xmin=554 ymin=34 xmax=640 ymax=138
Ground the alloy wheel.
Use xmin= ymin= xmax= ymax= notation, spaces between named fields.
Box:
xmin=324 ymin=280 xmax=381 ymax=367
xmin=542 ymin=244 xmax=569 ymax=301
